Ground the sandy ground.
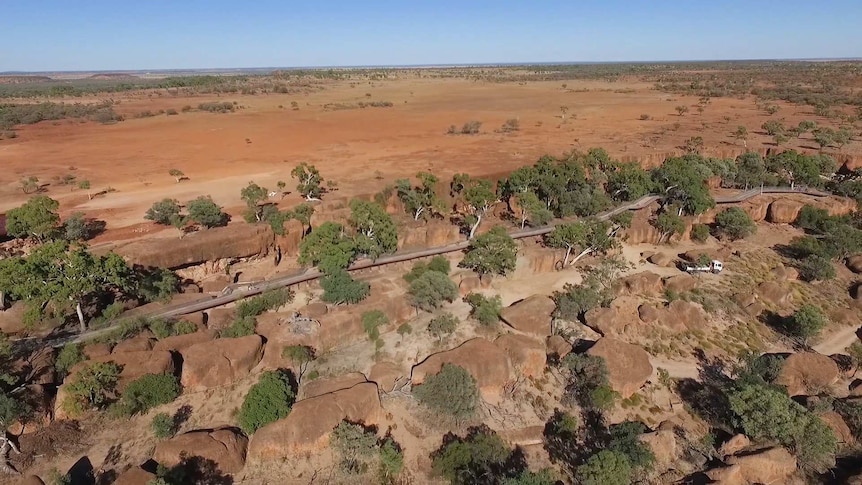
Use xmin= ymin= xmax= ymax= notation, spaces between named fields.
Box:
xmin=2 ymin=76 xmax=857 ymax=244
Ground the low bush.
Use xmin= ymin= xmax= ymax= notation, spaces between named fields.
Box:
xmin=413 ymin=363 xmax=479 ymax=422
xmin=691 ymin=224 xmax=710 ymax=242
xmin=63 ymin=361 xmax=121 ymax=416
xmin=55 ymin=343 xmax=85 ymax=378
xmin=238 ymin=369 xmax=295 ymax=434
xmin=151 ymin=412 xmax=175 ymax=438
xmin=464 ymin=293 xmax=502 ymax=326
xmin=114 ymin=373 xmax=181 ymax=417
xmin=197 ymin=101 xmax=235 ymax=113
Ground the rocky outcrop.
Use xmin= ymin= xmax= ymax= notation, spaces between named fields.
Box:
xmin=154 ymin=427 xmax=248 ymax=474
xmin=112 ymin=466 xmax=157 ymax=485
xmin=648 ymin=252 xmax=673 ymax=267
xmin=718 ymin=434 xmax=751 ymax=458
xmin=616 ymin=272 xmax=663 ymax=297
xmin=663 ymin=274 xmax=697 ymax=293
xmin=248 ymin=382 xmax=381 ymax=459
xmin=0 ymin=301 xmax=26 ymax=335
xmin=495 ymin=334 xmax=546 ymax=377
xmin=499 ymin=295 xmax=555 ymax=338
xmin=658 ymin=300 xmax=707 ymax=332
xmin=152 ymin=330 xmax=217 ymax=352
xmin=757 ymin=281 xmax=793 ymax=308
xmin=639 ymin=424 xmax=678 ymax=469
xmin=638 ymin=304 xmax=660 ymax=323
xmin=301 ymin=373 xmax=367 ymax=400
xmin=706 ymin=446 xmax=796 ymax=485
xmin=180 ymin=335 xmax=264 ymax=391
xmin=586 ymin=338 xmax=652 ymax=398
xmin=775 ymin=352 xmax=840 ymax=397
xmin=820 ymin=411 xmax=854 ymax=444
xmin=412 ymin=338 xmax=513 ymax=402
xmin=546 ymin=335 xmax=572 ymax=360
xmin=398 ymin=222 xmax=461 ymax=250
xmin=111 ymin=331 xmax=155 ymax=353
xmin=55 ymin=350 xmax=175 ymax=420
xmin=771 ymin=264 xmax=799 ymax=282
xmin=368 ymin=362 xmax=404 ymax=393
xmin=766 ymin=199 xmax=804 ymax=224
xmin=111 ymin=223 xmax=274 ymax=269
xmin=848 ymin=255 xmax=862 ymax=274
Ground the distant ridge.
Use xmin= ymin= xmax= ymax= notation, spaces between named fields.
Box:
xmin=2 ymin=57 xmax=861 ymax=77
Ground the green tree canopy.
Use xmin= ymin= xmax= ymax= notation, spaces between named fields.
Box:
xmin=238 ymin=369 xmax=295 ymax=434
xmin=186 ymin=196 xmax=226 ymax=228
xmin=464 ymin=293 xmax=503 ymax=326
xmin=6 ymin=195 xmax=60 ymax=241
xmin=395 ymin=172 xmax=443 ymax=221
xmin=652 ymin=156 xmax=716 ymax=215
xmin=349 ymin=199 xmax=398 ymax=259
xmin=414 ymin=364 xmax=479 ymax=422
xmin=605 ymin=162 xmax=654 ymax=202
xmin=408 ymin=271 xmax=458 ymax=312
xmin=291 ymin=162 xmax=323 ymax=200
xmin=431 ymin=426 xmax=515 ymax=485
xmin=145 ymin=198 xmax=182 ymax=225
xmin=451 ymin=174 xmax=497 ymax=238
xmin=240 ymin=181 xmax=269 ymax=222
xmin=515 ymin=190 xmax=553 ymax=229
xmin=786 ymin=304 xmax=828 ymax=340
xmin=714 ymin=207 xmax=757 ymax=240
xmin=734 ymin=152 xmax=767 ymax=189
xmin=575 ymin=450 xmax=633 ymax=485
xmin=460 ymin=226 xmax=517 ymax=276
xmin=545 ymin=218 xmax=614 ymax=267
xmin=320 ymin=269 xmax=370 ymax=305
xmin=298 ymin=222 xmax=357 ymax=273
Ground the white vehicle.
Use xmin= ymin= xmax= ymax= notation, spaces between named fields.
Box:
xmin=685 ymin=260 xmax=723 ymax=274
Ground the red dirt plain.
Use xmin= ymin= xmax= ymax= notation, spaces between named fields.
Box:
xmin=1 ymin=75 xmax=858 ymax=244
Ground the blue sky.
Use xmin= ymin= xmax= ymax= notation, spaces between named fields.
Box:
xmin=2 ymin=0 xmax=860 ymax=71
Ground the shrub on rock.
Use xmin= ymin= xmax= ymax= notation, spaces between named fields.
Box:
xmin=238 ymin=369 xmax=296 ymax=434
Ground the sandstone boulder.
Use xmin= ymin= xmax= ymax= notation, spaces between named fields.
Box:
xmin=528 ymin=250 xmax=557 ymax=273
xmin=638 ymin=304 xmax=660 ymax=323
xmin=152 ymin=330 xmax=217 ymax=352
xmin=663 ymin=274 xmax=697 ymax=293
xmin=499 ymin=295 xmax=555 ymax=338
xmin=586 ymin=338 xmax=652 ymax=398
xmin=412 ymin=338 xmax=513 ymax=402
xmin=180 ymin=335 xmax=263 ymax=391
xmin=55 ymin=350 xmax=175 ymax=420
xmin=639 ymin=426 xmax=678 ymax=469
xmin=368 ymin=362 xmax=405 ymax=393
xmin=458 ymin=275 xmax=482 ymax=296
xmin=767 ymin=199 xmax=804 ymax=224
xmin=249 ymin=382 xmax=381 ymax=459
xmin=616 ymin=272 xmax=663 ymax=297
xmin=111 ymin=331 xmax=155 ymax=354
xmin=112 ymin=466 xmax=157 ymax=485
xmin=154 ymin=427 xmax=248 ymax=474
xmin=301 ymin=373 xmax=367 ymax=400
xmin=83 ymin=342 xmax=113 ymax=360
xmin=0 ymin=301 xmax=25 ymax=334
xmin=546 ymin=335 xmax=572 ymax=360
xmin=848 ymin=255 xmax=862 ymax=274
xmin=205 ymin=308 xmax=235 ymax=331
xmin=831 ymin=308 xmax=861 ymax=327
xmin=820 ymin=411 xmax=854 ymax=444
xmin=719 ymin=434 xmax=751 ymax=458
xmin=659 ymin=300 xmax=707 ymax=332
xmin=584 ymin=297 xmax=641 ymax=337
xmin=495 ymin=334 xmax=546 ymax=377
xmin=707 ymin=446 xmax=796 ymax=485
xmin=113 ymin=223 xmax=274 ymax=269
xmin=757 ymin=281 xmax=793 ymax=308
xmin=299 ymin=302 xmax=328 ymax=319
xmin=648 ymin=252 xmax=673 ymax=267
xmin=771 ymin=264 xmax=799 ymax=282
xmin=775 ymin=352 xmax=840 ymax=397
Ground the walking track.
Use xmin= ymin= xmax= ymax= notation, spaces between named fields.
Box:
xmin=15 ymin=186 xmax=829 ymax=348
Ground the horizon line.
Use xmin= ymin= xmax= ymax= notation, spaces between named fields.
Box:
xmin=3 ymin=57 xmax=861 ymax=75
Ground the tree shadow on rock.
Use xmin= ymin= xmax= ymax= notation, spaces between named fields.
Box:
xmin=161 ymin=453 xmax=234 ymax=485
xmin=172 ymin=404 xmax=194 ymax=431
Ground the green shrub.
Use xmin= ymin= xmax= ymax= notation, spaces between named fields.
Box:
xmin=794 ymin=255 xmax=836 ymax=282
xmin=413 ymin=364 xmax=479 ymax=422
xmin=55 ymin=343 xmax=85 ymax=378
xmin=235 ymin=289 xmax=293 ymax=318
xmin=562 ymin=353 xmax=616 ymax=409
xmin=63 ymin=361 xmax=121 ymax=416
xmin=152 ymin=412 xmax=175 ymax=438
xmin=361 ymin=310 xmax=389 ymax=341
xmin=220 ymin=315 xmax=256 ymax=338
xmin=378 ymin=437 xmax=404 ymax=483
xmin=786 ymin=304 xmax=828 ymax=340
xmin=403 ymin=256 xmax=450 ymax=283
xmin=237 ymin=370 xmax=295 ymax=434
xmin=320 ymin=269 xmax=370 ymax=305
xmin=148 ymin=318 xmax=196 ymax=339
xmin=691 ymin=224 xmax=710 ymax=242
xmin=408 ymin=271 xmax=458 ymax=312
xmin=331 ymin=420 xmax=379 ymax=474
xmin=576 ymin=450 xmax=632 ymax=485
xmin=431 ymin=425 xmax=512 ymax=484
xmin=714 ymin=207 xmax=756 ymax=240
xmin=428 ymin=313 xmax=459 ymax=341
xmin=464 ymin=293 xmax=503 ymax=326
xmin=116 ymin=373 xmax=181 ymax=417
